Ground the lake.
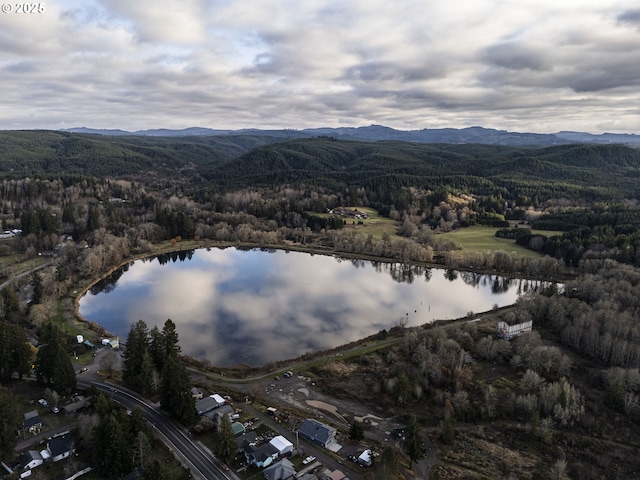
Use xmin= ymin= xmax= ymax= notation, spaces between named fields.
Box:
xmin=79 ymin=247 xmax=540 ymax=367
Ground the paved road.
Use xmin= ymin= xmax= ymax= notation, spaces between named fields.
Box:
xmin=77 ymin=380 xmax=238 ymax=480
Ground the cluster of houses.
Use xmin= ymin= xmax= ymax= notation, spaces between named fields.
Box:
xmin=18 ymin=432 xmax=74 ymax=478
xmin=0 ymin=229 xmax=22 ymax=239
xmin=326 ymin=208 xmax=368 ymax=220
xmin=193 ymin=390 xmax=358 ymax=480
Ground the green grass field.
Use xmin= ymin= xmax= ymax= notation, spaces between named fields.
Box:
xmin=439 ymin=226 xmax=562 ymax=258
xmin=312 ymin=207 xmax=401 ymax=239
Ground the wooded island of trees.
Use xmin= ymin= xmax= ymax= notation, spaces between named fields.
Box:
xmin=1 ymin=130 xmax=640 ymax=478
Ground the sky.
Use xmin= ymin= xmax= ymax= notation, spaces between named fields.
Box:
xmin=1 ymin=1 xmax=640 ymax=133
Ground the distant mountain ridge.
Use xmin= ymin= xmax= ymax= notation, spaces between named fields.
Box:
xmin=63 ymin=125 xmax=640 ymax=146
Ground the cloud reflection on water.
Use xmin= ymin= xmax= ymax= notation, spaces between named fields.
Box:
xmin=79 ymin=247 xmax=526 ymax=367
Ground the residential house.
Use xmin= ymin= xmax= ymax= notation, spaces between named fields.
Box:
xmin=21 ymin=411 xmax=44 ymax=436
xmin=497 ymin=320 xmax=533 ymax=340
xmin=236 ymin=431 xmax=258 ymax=452
xmin=47 ymin=432 xmax=74 ymax=462
xmin=298 ymin=419 xmax=336 ymax=448
xmin=244 ymin=442 xmax=279 ymax=468
xmin=20 ymin=451 xmax=43 ymax=470
xmin=269 ymin=435 xmax=294 ymax=457
xmin=203 ymin=404 xmax=234 ymax=422
xmin=195 ymin=394 xmax=225 ymax=415
xmin=263 ymin=458 xmax=296 ymax=480
xmin=325 ymin=470 xmax=346 ymax=480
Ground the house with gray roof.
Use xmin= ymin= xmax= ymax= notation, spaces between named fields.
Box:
xmin=263 ymin=458 xmax=296 ymax=480
xmin=195 ymin=394 xmax=225 ymax=415
xmin=298 ymin=419 xmax=336 ymax=448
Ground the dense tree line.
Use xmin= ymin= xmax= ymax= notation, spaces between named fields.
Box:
xmin=0 ymin=318 xmax=32 ymax=383
xmin=123 ymin=319 xmax=195 ymax=424
xmin=517 ymin=260 xmax=640 ymax=368
xmin=76 ymin=393 xmax=186 ymax=479
xmin=34 ymin=322 xmax=77 ymax=393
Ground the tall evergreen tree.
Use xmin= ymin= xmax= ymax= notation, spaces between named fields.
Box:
xmin=0 ymin=320 xmax=32 ymax=384
xmin=139 ymin=349 xmax=154 ymax=394
xmin=349 ymin=421 xmax=365 ymax=441
xmin=0 ymin=386 xmax=20 ymax=457
xmin=123 ymin=319 xmax=150 ymax=388
xmin=160 ymin=355 xmax=195 ymax=425
xmin=31 ymin=272 xmax=43 ymax=305
xmin=92 ymin=413 xmax=133 ymax=478
xmin=161 ymin=319 xmax=181 ymax=359
xmin=2 ymin=286 xmax=20 ymax=319
xmin=403 ymin=415 xmax=424 ymax=469
xmin=35 ymin=323 xmax=76 ymax=393
xmin=86 ymin=204 xmax=101 ymax=232
xmin=148 ymin=325 xmax=165 ymax=368
xmin=215 ymin=414 xmax=237 ymax=465
xmin=375 ymin=447 xmax=400 ymax=480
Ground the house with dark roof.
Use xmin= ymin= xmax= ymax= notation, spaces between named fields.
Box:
xmin=244 ymin=442 xmax=279 ymax=468
xmin=195 ymin=394 xmax=225 ymax=415
xmin=263 ymin=458 xmax=296 ymax=480
xmin=47 ymin=432 xmax=74 ymax=462
xmin=298 ymin=419 xmax=336 ymax=448
xmin=20 ymin=411 xmax=44 ymax=437
xmin=20 ymin=450 xmax=44 ymax=470
xmin=236 ymin=431 xmax=258 ymax=452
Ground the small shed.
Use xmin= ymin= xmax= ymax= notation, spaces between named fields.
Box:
xmin=231 ymin=422 xmax=246 ymax=437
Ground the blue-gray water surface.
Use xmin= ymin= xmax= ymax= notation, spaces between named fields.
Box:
xmin=79 ymin=247 xmax=538 ymax=367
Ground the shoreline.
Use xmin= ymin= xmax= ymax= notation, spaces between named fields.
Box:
xmin=69 ymin=238 xmax=557 ymax=370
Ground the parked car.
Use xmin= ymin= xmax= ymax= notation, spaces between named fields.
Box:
xmin=38 ymin=398 xmax=48 ymax=407
xmin=51 ymin=406 xmax=60 ymax=414
xmin=303 ymin=456 xmax=316 ymax=465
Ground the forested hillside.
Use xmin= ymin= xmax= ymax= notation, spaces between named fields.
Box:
xmin=0 ymin=130 xmax=286 ymax=180
xmin=2 ymin=132 xmax=640 ymax=203
xmin=209 ymin=138 xmax=640 ymax=200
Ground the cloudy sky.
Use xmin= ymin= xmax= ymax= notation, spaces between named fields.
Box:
xmin=2 ymin=1 xmax=640 ymax=133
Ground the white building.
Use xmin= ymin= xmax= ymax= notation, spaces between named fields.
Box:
xmin=497 ymin=320 xmax=533 ymax=340
xmin=269 ymin=435 xmax=294 ymax=456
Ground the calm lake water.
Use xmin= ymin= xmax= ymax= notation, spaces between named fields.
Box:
xmin=79 ymin=247 xmax=540 ymax=367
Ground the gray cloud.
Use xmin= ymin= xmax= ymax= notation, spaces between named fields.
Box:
xmin=618 ymin=9 xmax=640 ymax=26
xmin=0 ymin=0 xmax=639 ymax=133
